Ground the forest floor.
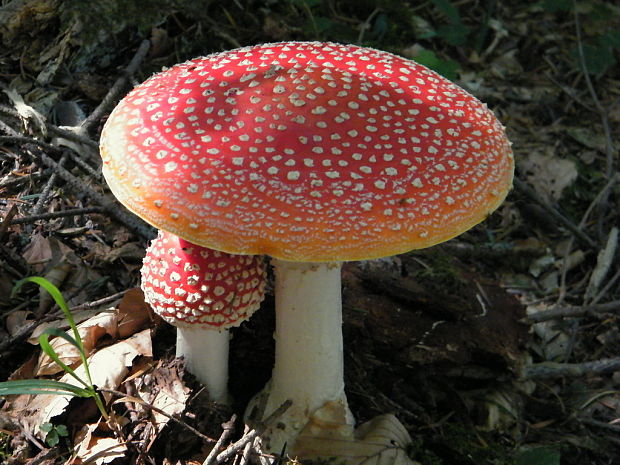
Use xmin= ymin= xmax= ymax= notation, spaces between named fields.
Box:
xmin=0 ymin=1 xmax=619 ymax=464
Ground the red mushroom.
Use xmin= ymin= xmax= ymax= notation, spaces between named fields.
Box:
xmin=100 ymin=42 xmax=513 ymax=462
xmin=141 ymin=230 xmax=266 ymax=403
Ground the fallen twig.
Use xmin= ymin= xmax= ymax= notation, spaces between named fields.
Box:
xmin=32 ymin=153 xmax=67 ymax=217
xmin=9 ymin=206 xmax=105 ymax=225
xmin=203 ymin=415 xmax=237 ymax=465
xmin=513 ymin=177 xmax=597 ymax=249
xmin=101 ymin=388 xmax=217 ymax=444
xmin=79 ymin=40 xmax=151 ymax=136
xmin=573 ymin=0 xmax=616 ymax=238
xmin=0 ymin=104 xmax=99 ymax=151
xmin=215 ymin=400 xmax=292 ymax=464
xmin=522 ymin=300 xmax=620 ymax=324
xmin=523 ymin=357 xmax=620 ymax=380
xmin=30 ymin=147 xmax=154 ymax=239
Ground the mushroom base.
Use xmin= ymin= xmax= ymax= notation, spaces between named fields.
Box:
xmin=245 ymin=260 xmax=416 ymax=464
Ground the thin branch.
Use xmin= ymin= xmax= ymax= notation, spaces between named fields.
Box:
xmin=101 ymin=388 xmax=216 ymax=444
xmin=522 ymin=300 xmax=620 ymax=324
xmin=523 ymin=357 xmax=620 ymax=380
xmin=573 ymin=0 xmax=615 ymax=238
xmin=203 ymin=415 xmax=237 ymax=465
xmin=30 ymin=147 xmax=155 ymax=239
xmin=79 ymin=40 xmax=151 ymax=135
xmin=0 ymin=105 xmax=99 ymax=151
xmin=32 ymin=154 xmax=67 ymax=216
xmin=8 ymin=207 xmax=105 ymax=225
xmin=215 ymin=400 xmax=292 ymax=463
xmin=68 ymin=291 xmax=127 ymax=312
xmin=513 ymin=177 xmax=597 ymax=249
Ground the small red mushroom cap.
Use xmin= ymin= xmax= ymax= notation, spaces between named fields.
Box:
xmin=101 ymin=41 xmax=513 ymax=261
xmin=141 ymin=230 xmax=266 ymax=328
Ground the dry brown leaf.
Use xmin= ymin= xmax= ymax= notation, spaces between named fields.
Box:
xmin=73 ymin=421 xmax=127 ymax=465
xmin=21 ymin=329 xmax=153 ymax=437
xmin=28 ymin=308 xmax=103 ymax=344
xmin=519 ymin=152 xmax=578 ymax=203
xmin=36 ymin=311 xmax=120 ymax=376
xmin=22 ymin=233 xmax=52 ymax=270
xmin=136 ymin=361 xmax=190 ymax=432
xmin=294 ymin=404 xmax=417 ymax=465
xmin=117 ymin=288 xmax=156 ymax=338
xmin=5 ymin=310 xmax=34 ymax=338
xmin=103 ymin=242 xmax=145 ymax=263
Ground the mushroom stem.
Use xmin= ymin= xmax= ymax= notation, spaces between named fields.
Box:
xmin=257 ymin=259 xmax=353 ymax=450
xmin=176 ymin=326 xmax=229 ymax=404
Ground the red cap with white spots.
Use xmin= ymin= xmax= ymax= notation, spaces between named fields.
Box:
xmin=141 ymin=230 xmax=266 ymax=328
xmin=101 ymin=41 xmax=513 ymax=262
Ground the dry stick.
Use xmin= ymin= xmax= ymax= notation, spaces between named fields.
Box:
xmin=523 ymin=357 xmax=620 ymax=380
xmin=65 ymin=148 xmax=101 ymax=177
xmin=101 ymin=388 xmax=217 ymax=444
xmin=203 ymin=415 xmax=237 ymax=465
xmin=513 ymin=177 xmax=597 ymax=249
xmin=0 ymin=104 xmax=99 ymax=151
xmin=215 ymin=400 xmax=292 ymax=464
xmin=9 ymin=206 xmax=105 ymax=224
xmin=556 ymin=174 xmax=618 ymax=304
xmin=573 ymin=1 xmax=615 ymax=238
xmin=591 ymin=269 xmax=620 ymax=306
xmin=68 ymin=290 xmax=127 ymax=312
xmin=0 ymin=314 xmax=58 ymax=356
xmin=31 ymin=148 xmax=155 ymax=239
xmin=32 ymin=153 xmax=67 ymax=216
xmin=0 ymin=115 xmax=21 ymax=137
xmin=79 ymin=40 xmax=151 ymax=136
xmin=521 ymin=300 xmax=620 ymax=324
xmin=0 ymin=203 xmax=18 ymax=239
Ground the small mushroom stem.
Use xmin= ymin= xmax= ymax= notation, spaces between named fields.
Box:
xmin=254 ymin=259 xmax=353 ymax=450
xmin=176 ymin=326 xmax=229 ymax=404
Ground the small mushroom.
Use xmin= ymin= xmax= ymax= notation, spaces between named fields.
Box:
xmin=141 ymin=230 xmax=266 ymax=403
xmin=100 ymin=41 xmax=514 ymax=462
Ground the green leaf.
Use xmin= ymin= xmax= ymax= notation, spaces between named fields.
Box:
xmin=0 ymin=379 xmax=92 ymax=397
xmin=39 ymin=330 xmax=90 ymax=388
xmin=437 ymin=23 xmax=470 ymax=46
xmin=55 ymin=424 xmax=68 ymax=437
xmin=39 ymin=422 xmax=53 ymax=433
xmin=539 ymin=0 xmax=572 ymax=12
xmin=45 ymin=430 xmax=59 ymax=447
xmin=431 ymin=0 xmax=461 ymax=24
xmin=412 ymin=49 xmax=460 ymax=81
xmin=602 ymin=31 xmax=620 ymax=49
xmin=572 ymin=42 xmax=616 ymax=75
xmin=516 ymin=446 xmax=561 ymax=465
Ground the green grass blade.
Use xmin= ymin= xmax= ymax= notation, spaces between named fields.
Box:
xmin=39 ymin=330 xmax=90 ymax=389
xmin=0 ymin=379 xmax=92 ymax=397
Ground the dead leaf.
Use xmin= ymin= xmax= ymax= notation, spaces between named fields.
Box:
xmin=136 ymin=361 xmax=190 ymax=432
xmin=36 ymin=310 xmax=120 ymax=376
xmin=103 ymin=242 xmax=145 ymax=263
xmin=519 ymin=152 xmax=578 ymax=202
xmin=22 ymin=234 xmax=52 ymax=270
xmin=19 ymin=329 xmax=153 ymax=437
xmin=73 ymin=421 xmax=127 ymax=465
xmin=5 ymin=310 xmax=34 ymax=338
xmin=117 ymin=288 xmax=156 ymax=338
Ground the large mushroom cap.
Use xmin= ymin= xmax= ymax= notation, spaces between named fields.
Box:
xmin=101 ymin=41 xmax=513 ymax=261
xmin=141 ymin=230 xmax=266 ymax=328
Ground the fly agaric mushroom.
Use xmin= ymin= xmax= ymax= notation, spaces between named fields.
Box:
xmin=141 ymin=230 xmax=266 ymax=403
xmin=100 ymin=42 xmax=514 ymax=462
